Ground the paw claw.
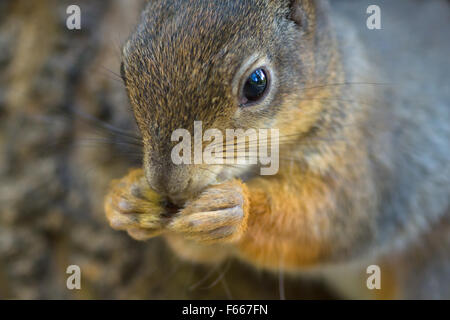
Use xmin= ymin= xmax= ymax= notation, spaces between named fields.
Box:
xmin=118 ymin=199 xmax=134 ymax=212
xmin=104 ymin=169 xmax=164 ymax=240
xmin=168 ymin=180 xmax=249 ymax=244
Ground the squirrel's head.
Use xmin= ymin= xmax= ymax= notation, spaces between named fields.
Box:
xmin=121 ymin=0 xmax=334 ymax=204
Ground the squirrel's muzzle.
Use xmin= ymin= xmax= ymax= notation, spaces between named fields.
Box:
xmin=144 ymin=161 xmax=191 ymax=202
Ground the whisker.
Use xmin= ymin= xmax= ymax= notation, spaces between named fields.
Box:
xmin=220 ymin=275 xmax=233 ymax=300
xmin=78 ymin=137 xmax=143 ymax=148
xmin=71 ymin=108 xmax=142 ymax=141
xmin=188 ymin=264 xmax=222 ymax=291
xmin=279 ymin=255 xmax=286 ymax=300
xmin=199 ymin=260 xmax=232 ymax=290
xmin=206 ymin=134 xmax=347 ymax=153
xmin=299 ymin=81 xmax=390 ymax=93
xmin=99 ymin=65 xmax=123 ymax=81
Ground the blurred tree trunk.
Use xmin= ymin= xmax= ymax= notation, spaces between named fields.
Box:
xmin=0 ymin=0 xmax=332 ymax=299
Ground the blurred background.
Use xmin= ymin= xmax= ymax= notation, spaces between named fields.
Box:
xmin=0 ymin=0 xmax=334 ymax=299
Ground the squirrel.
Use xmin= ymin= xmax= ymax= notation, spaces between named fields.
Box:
xmin=104 ymin=0 xmax=450 ymax=299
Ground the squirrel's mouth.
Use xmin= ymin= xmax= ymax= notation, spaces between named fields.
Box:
xmin=161 ymin=198 xmax=180 ymax=217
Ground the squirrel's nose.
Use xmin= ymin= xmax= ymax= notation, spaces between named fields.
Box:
xmin=144 ymin=163 xmax=190 ymax=198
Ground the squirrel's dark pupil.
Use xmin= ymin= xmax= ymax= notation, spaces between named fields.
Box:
xmin=243 ymin=68 xmax=268 ymax=103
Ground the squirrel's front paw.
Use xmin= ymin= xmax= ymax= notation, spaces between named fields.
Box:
xmin=104 ymin=169 xmax=165 ymax=240
xmin=167 ymin=180 xmax=250 ymax=244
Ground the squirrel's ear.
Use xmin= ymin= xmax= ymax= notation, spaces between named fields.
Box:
xmin=288 ymin=0 xmax=316 ymax=29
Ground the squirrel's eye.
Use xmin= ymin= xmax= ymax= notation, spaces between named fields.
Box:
xmin=241 ymin=68 xmax=268 ymax=106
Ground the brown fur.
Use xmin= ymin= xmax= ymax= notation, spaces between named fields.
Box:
xmin=105 ymin=0 xmax=450 ymax=299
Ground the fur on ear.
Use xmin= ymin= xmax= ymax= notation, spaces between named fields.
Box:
xmin=288 ymin=0 xmax=316 ymax=29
